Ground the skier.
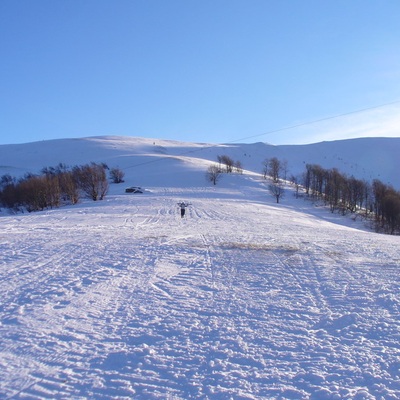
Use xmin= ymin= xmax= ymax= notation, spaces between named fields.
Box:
xmin=178 ymin=202 xmax=191 ymax=218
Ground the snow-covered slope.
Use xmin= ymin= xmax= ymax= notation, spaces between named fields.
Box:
xmin=0 ymin=136 xmax=400 ymax=399
xmin=0 ymin=135 xmax=399 ymax=188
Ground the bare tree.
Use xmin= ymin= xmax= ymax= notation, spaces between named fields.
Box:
xmin=234 ymin=160 xmax=243 ymax=174
xmin=290 ymin=175 xmax=302 ymax=198
xmin=382 ymin=191 xmax=400 ymax=234
xmin=73 ymin=163 xmax=109 ymax=201
xmin=263 ymin=157 xmax=283 ymax=182
xmin=270 ymin=157 xmax=281 ymax=182
xmin=262 ymin=159 xmax=268 ymax=179
xmin=269 ymin=181 xmax=285 ymax=203
xmin=282 ymin=160 xmax=289 ymax=181
xmin=206 ymin=165 xmax=222 ymax=185
xmin=372 ymin=180 xmax=400 ymax=234
xmin=18 ymin=175 xmax=48 ymax=212
xmin=218 ymin=155 xmax=235 ymax=173
xmin=0 ymin=175 xmax=20 ymax=210
xmin=59 ymin=171 xmax=79 ymax=205
xmin=0 ymin=174 xmax=15 ymax=188
xmin=110 ymin=167 xmax=125 ymax=183
xmin=44 ymin=174 xmax=61 ymax=209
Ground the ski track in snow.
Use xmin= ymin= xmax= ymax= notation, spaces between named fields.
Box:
xmin=1 ymin=185 xmax=400 ymax=399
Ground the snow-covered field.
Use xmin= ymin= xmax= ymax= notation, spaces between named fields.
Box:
xmin=0 ymin=136 xmax=399 ymax=399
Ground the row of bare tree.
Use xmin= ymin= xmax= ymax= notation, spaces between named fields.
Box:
xmin=302 ymin=163 xmax=400 ymax=234
xmin=217 ymin=155 xmax=243 ymax=174
xmin=209 ymin=155 xmax=399 ymax=234
xmin=0 ymin=162 xmax=110 ymax=213
xmin=206 ymin=155 xmax=244 ymax=185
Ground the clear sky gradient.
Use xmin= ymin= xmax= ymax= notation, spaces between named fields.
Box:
xmin=1 ymin=0 xmax=400 ymax=145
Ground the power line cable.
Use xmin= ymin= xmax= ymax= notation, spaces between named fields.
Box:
xmin=124 ymin=99 xmax=400 ymax=170
xmin=229 ymin=99 xmax=400 ymax=144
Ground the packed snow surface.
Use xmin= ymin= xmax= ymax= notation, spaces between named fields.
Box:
xmin=0 ymin=136 xmax=399 ymax=399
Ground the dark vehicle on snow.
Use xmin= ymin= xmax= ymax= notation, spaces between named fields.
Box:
xmin=125 ymin=186 xmax=143 ymax=194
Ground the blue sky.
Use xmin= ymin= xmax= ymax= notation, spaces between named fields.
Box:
xmin=1 ymin=0 xmax=400 ymax=145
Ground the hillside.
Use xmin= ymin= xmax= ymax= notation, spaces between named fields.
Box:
xmin=0 ymin=136 xmax=400 ymax=399
xmin=0 ymin=135 xmax=399 ymax=189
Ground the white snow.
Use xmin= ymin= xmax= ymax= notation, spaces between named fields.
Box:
xmin=0 ymin=136 xmax=399 ymax=399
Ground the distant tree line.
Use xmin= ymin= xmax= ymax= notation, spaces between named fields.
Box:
xmin=302 ymin=163 xmax=400 ymax=235
xmin=0 ymin=162 xmax=117 ymax=213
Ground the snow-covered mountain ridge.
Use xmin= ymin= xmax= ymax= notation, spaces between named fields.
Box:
xmin=0 ymin=135 xmax=399 ymax=189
